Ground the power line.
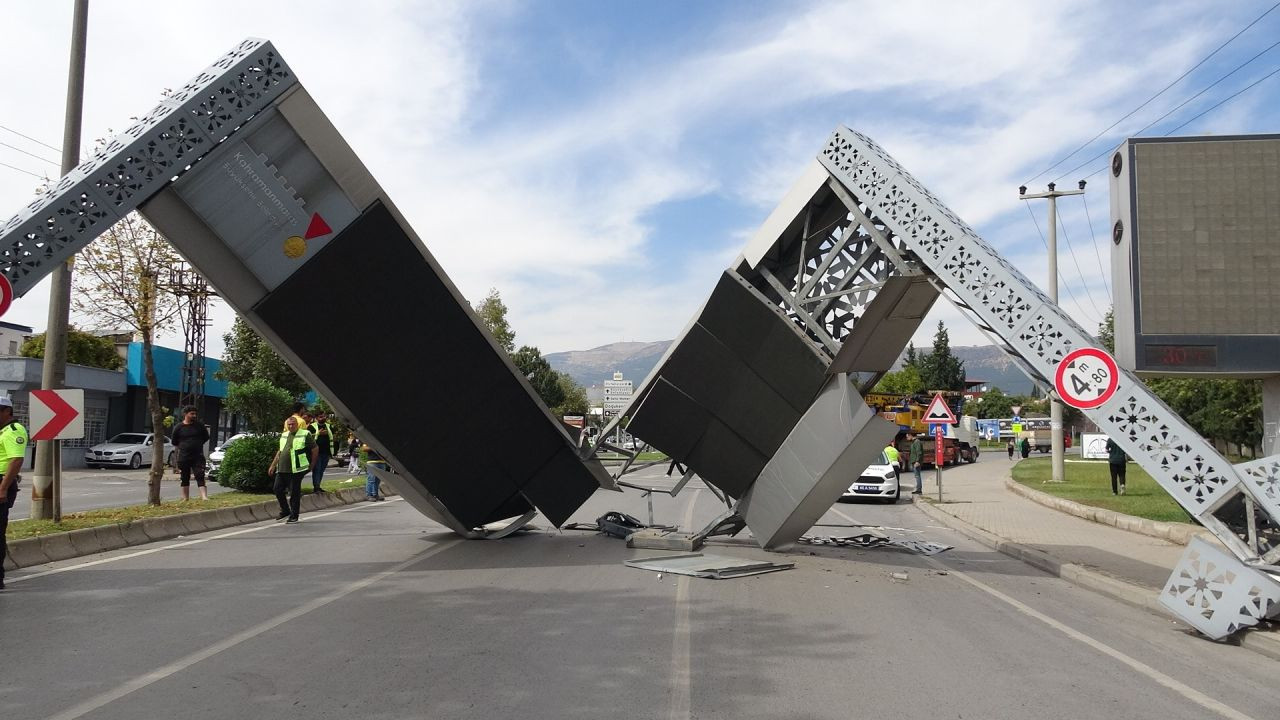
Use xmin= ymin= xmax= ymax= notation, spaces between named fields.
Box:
xmin=1025 ymin=1 xmax=1280 ymax=185
xmin=0 ymin=160 xmax=46 ymax=179
xmin=1166 ymin=62 xmax=1280 ymax=134
xmin=0 ymin=124 xmax=61 ymax=154
xmin=1022 ymin=203 xmax=1100 ymax=327
xmin=1054 ymin=53 xmax=1280 ymax=183
xmin=1080 ymin=193 xmax=1112 ymax=303
xmin=0 ymin=140 xmax=60 ymax=167
xmin=1057 ymin=206 xmax=1106 ymax=319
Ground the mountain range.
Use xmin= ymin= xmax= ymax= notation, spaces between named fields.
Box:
xmin=546 ymin=340 xmax=1036 ymax=395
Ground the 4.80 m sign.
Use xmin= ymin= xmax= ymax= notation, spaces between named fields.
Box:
xmin=1054 ymin=347 xmax=1119 ymax=410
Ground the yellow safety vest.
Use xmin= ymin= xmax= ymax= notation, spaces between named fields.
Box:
xmin=884 ymin=445 xmax=900 ymax=464
xmin=278 ymin=430 xmax=311 ymax=473
xmin=0 ymin=420 xmax=29 ymax=464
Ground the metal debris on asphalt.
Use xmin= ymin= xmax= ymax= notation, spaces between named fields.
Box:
xmin=625 ymin=552 xmax=795 ymax=579
xmin=797 ymin=533 xmax=953 ymax=555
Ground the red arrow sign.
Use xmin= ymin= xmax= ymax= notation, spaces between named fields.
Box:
xmin=30 ymin=389 xmax=83 ymax=440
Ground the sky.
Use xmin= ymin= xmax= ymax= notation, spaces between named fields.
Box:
xmin=2 ymin=0 xmax=1279 ymax=361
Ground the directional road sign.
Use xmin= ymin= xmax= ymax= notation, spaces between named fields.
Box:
xmin=30 ymin=389 xmax=84 ymax=441
xmin=1054 ymin=347 xmax=1120 ymax=410
xmin=922 ymin=393 xmax=957 ymax=424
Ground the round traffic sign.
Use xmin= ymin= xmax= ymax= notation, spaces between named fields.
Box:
xmin=0 ymin=273 xmax=12 ymax=319
xmin=1054 ymin=347 xmax=1119 ymax=409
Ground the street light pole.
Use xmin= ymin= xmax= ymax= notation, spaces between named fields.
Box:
xmin=1020 ymin=181 xmax=1084 ymax=484
xmin=31 ymin=0 xmax=89 ymax=520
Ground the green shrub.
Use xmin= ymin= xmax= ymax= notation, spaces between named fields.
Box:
xmin=217 ymin=434 xmax=281 ymax=493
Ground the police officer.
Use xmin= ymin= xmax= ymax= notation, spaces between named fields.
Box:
xmin=308 ymin=410 xmax=335 ymax=493
xmin=0 ymin=395 xmax=30 ymax=590
xmin=267 ymin=416 xmax=316 ymax=524
xmin=884 ymin=439 xmax=901 ymax=478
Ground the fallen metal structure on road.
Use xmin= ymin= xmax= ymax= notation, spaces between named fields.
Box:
xmin=3 ymin=39 xmax=1277 ymax=640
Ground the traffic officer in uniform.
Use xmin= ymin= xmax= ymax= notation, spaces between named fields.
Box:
xmin=0 ymin=395 xmax=30 ymax=590
xmin=308 ymin=410 xmax=335 ymax=493
xmin=267 ymin=415 xmax=316 ymax=524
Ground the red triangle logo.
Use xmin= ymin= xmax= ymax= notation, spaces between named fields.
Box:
xmin=304 ymin=213 xmax=332 ymax=240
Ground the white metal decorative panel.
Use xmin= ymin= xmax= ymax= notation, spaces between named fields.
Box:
xmin=0 ymin=39 xmax=296 ymax=295
xmin=1160 ymin=537 xmax=1280 ymax=640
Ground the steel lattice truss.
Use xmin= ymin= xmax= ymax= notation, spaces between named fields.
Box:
xmin=738 ymin=128 xmax=1280 ymax=639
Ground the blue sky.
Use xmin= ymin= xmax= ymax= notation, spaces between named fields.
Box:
xmin=2 ymin=1 xmax=1279 ymax=360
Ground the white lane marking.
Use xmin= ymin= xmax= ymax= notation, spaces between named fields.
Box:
xmin=667 ymin=489 xmax=700 ymax=720
xmin=9 ymin=498 xmax=404 ymax=584
xmin=43 ymin=536 xmax=463 ymax=720
xmin=828 ymin=506 xmax=1257 ymax=720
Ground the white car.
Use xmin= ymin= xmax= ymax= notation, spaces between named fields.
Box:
xmin=209 ymin=433 xmax=252 ymax=473
xmin=84 ymin=433 xmax=175 ymax=469
xmin=840 ymin=450 xmax=901 ymax=504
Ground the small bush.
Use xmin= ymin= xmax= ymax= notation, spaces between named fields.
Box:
xmin=217 ymin=434 xmax=281 ymax=493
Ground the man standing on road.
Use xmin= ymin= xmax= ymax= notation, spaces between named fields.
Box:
xmin=268 ymin=416 xmax=316 ymax=524
xmin=171 ymin=405 xmax=211 ymax=501
xmin=908 ymin=432 xmax=924 ymax=495
xmin=0 ymin=396 xmax=29 ymax=591
xmin=308 ymin=410 xmax=335 ymax=493
xmin=1105 ymin=437 xmax=1128 ymax=495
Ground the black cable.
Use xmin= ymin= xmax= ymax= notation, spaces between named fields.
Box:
xmin=1025 ymin=1 xmax=1279 ymax=185
xmin=0 ymin=140 xmax=59 ymax=167
xmin=1023 ymin=203 xmax=1100 ymax=326
xmin=0 ymin=160 xmax=46 ymax=179
xmin=0 ymin=123 xmax=61 ymax=154
xmin=1080 ymin=194 xmax=1112 ymax=302
xmin=1057 ymin=207 xmax=1106 ymax=319
xmin=1166 ymin=63 xmax=1280 ymax=134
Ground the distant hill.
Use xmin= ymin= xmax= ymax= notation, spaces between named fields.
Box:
xmin=546 ymin=341 xmax=672 ymax=388
xmin=548 ymin=340 xmax=1035 ymax=395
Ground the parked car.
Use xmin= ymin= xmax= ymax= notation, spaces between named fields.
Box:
xmin=209 ymin=433 xmax=252 ymax=474
xmin=84 ymin=433 xmax=175 ymax=469
xmin=840 ymin=450 xmax=900 ymax=504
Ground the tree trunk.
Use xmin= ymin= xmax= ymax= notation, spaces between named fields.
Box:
xmin=143 ymin=331 xmax=166 ymax=505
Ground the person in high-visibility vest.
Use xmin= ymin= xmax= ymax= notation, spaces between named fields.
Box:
xmin=307 ymin=410 xmax=335 ymax=493
xmin=267 ymin=415 xmax=317 ymax=524
xmin=883 ymin=440 xmax=901 ymax=478
xmin=0 ymin=395 xmax=29 ymax=590
xmin=364 ymin=443 xmax=387 ymax=501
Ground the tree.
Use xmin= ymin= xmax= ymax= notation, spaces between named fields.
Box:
xmin=512 ymin=345 xmax=566 ymax=411
xmin=216 ymin=317 xmax=309 ymax=398
xmin=224 ymin=379 xmax=294 ymax=434
xmin=1097 ymin=308 xmax=1114 ymax=353
xmin=973 ymin=387 xmax=1014 ymax=419
xmin=872 ymin=365 xmax=924 ymax=395
xmin=919 ymin=321 xmax=966 ymax=391
xmin=21 ymin=328 xmax=122 ymax=370
xmin=72 ymin=212 xmax=183 ymax=505
xmin=551 ymin=372 xmax=589 ymax=417
xmin=474 ymin=288 xmax=516 ymax=353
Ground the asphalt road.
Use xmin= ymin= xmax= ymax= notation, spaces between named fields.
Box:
xmin=2 ymin=463 xmax=1275 ymax=719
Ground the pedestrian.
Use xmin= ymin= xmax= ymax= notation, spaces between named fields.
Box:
xmin=1006 ymin=438 xmax=1015 ymax=460
xmin=1019 ymin=436 xmax=1031 ymax=459
xmin=1105 ymin=437 xmax=1128 ymax=495
xmin=283 ymin=402 xmax=307 ymax=432
xmin=0 ymin=396 xmax=29 ymax=591
xmin=908 ymin=432 xmax=924 ymax=495
xmin=347 ymin=433 xmax=361 ymax=474
xmin=308 ymin=410 xmax=335 ymax=493
xmin=884 ymin=440 xmax=901 ymax=478
xmin=171 ymin=405 xmax=211 ymax=501
xmin=364 ymin=442 xmax=387 ymax=501
xmin=268 ymin=416 xmax=316 ymax=524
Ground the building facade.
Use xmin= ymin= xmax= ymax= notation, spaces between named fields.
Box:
xmin=0 ymin=321 xmax=33 ymax=357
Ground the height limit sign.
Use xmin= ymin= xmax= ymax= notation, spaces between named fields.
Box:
xmin=1054 ymin=347 xmax=1119 ymax=410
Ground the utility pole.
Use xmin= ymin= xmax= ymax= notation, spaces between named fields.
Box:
xmin=1019 ymin=180 xmax=1085 ymax=484
xmin=32 ymin=0 xmax=89 ymax=519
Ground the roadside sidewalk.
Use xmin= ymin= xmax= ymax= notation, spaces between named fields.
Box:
xmin=913 ymin=458 xmax=1280 ymax=661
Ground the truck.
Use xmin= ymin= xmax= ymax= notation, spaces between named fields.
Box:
xmin=1018 ymin=427 xmax=1073 ymax=454
xmin=864 ymin=392 xmax=980 ymax=468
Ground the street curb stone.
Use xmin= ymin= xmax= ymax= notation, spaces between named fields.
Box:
xmin=4 ymin=487 xmax=370 ymax=572
xmin=1004 ymin=477 xmax=1213 ymax=545
xmin=914 ymin=496 xmax=1280 ymax=662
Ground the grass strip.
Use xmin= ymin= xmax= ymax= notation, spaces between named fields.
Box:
xmin=6 ymin=472 xmax=366 ymax=541
xmin=1010 ymin=456 xmax=1194 ymax=525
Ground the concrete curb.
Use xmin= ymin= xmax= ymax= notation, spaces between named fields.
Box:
xmin=914 ymin=497 xmax=1280 ymax=662
xmin=4 ymin=487 xmax=370 ymax=572
xmin=1003 ymin=477 xmax=1213 ymax=545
